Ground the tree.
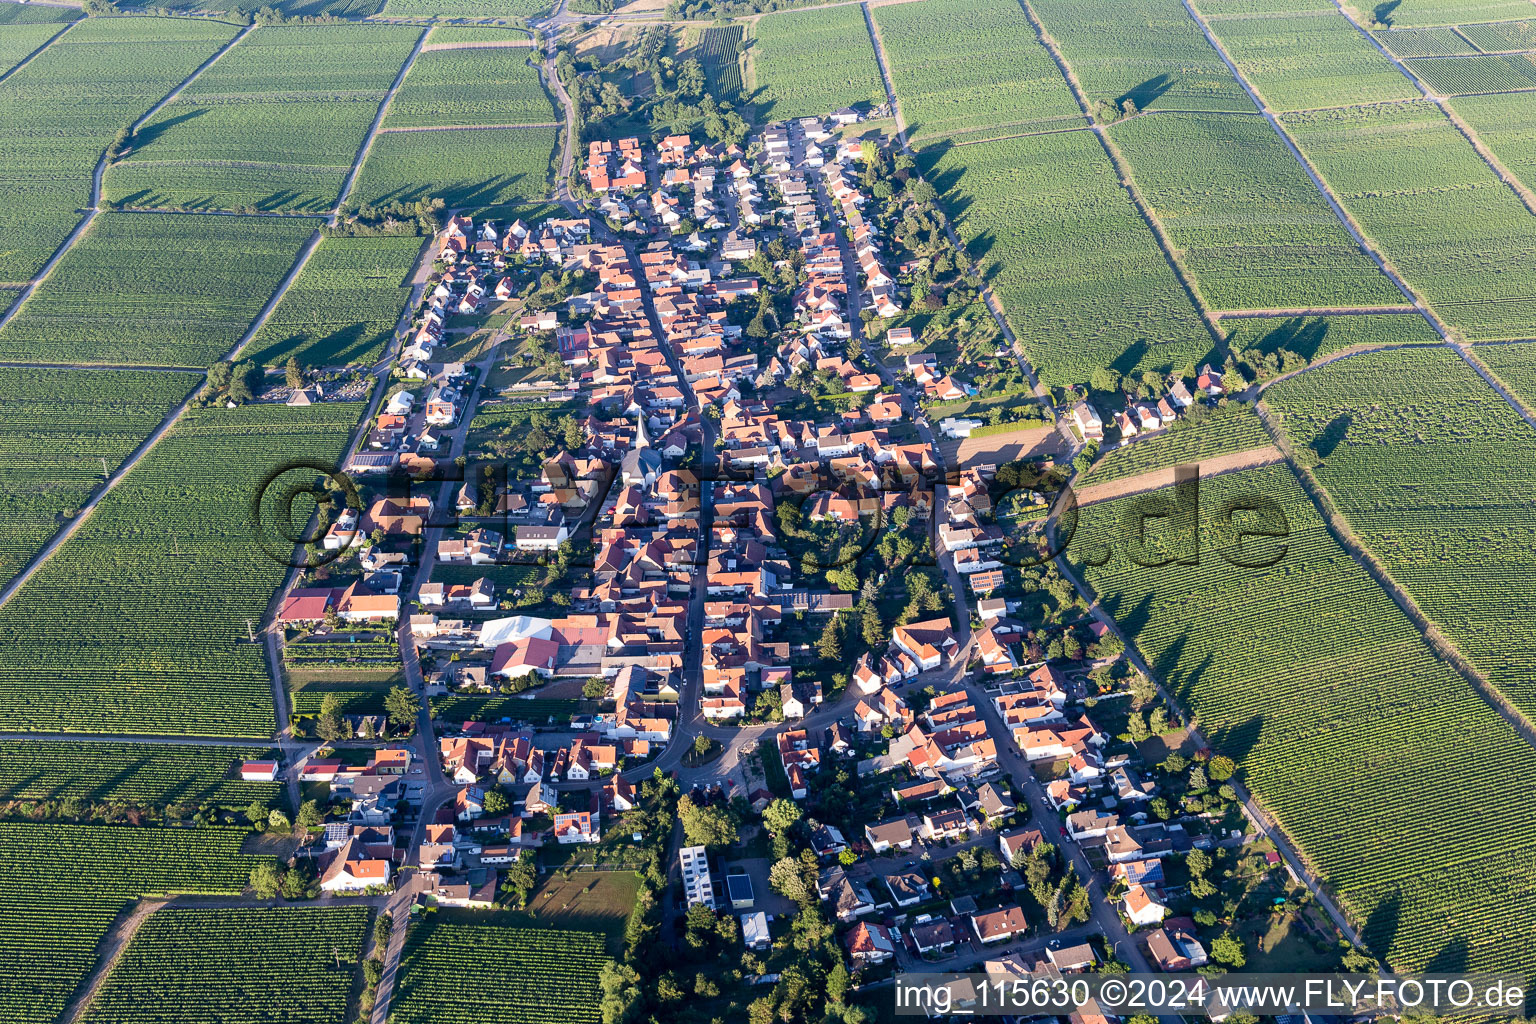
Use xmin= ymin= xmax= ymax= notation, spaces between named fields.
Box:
xmin=316 ymin=692 xmax=343 ymax=742
xmin=860 ymin=601 xmax=883 ymax=647
xmin=503 ymin=855 xmax=537 ymax=908
xmin=583 ymin=676 xmax=608 ymax=698
xmin=838 ymin=849 xmax=858 ymax=867
xmin=826 ymin=961 xmax=851 ymax=1004
xmin=385 ymin=685 xmax=420 ymax=730
xmin=483 ymin=789 xmax=510 ymax=816
xmin=816 ymin=616 xmax=842 ymax=661
xmin=374 ymin=911 xmax=393 ymax=952
xmin=285 ymin=356 xmax=303 ymax=390
xmin=296 ymin=799 xmax=323 ymax=828
xmin=1211 ymin=932 xmax=1247 ymax=968
xmin=692 ymin=733 xmax=714 ymax=759
xmin=769 ymin=856 xmax=810 ymax=904
xmin=245 ymin=799 xmax=270 ymax=830
xmin=907 ymin=179 xmax=937 ymax=204
xmin=678 ymin=796 xmax=737 ymax=849
xmin=762 ymin=798 xmax=802 ymax=835
xmin=1090 ymin=366 xmax=1122 ymax=393
xmin=1207 ymin=755 xmax=1237 ymax=781
xmin=265 ymin=808 xmax=290 ymax=833
xmin=250 ymin=861 xmax=284 ymax=899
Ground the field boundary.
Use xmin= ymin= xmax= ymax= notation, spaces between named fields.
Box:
xmin=0 ymin=14 xmax=75 ymax=86
xmin=377 ymin=122 xmax=562 ymax=132
xmin=60 ymin=899 xmax=167 ymax=1024
xmin=1074 ymin=445 xmax=1284 ymax=505
xmin=333 ymin=26 xmax=428 ymax=220
xmin=1453 ymin=342 xmax=1536 ymax=428
xmin=1215 ymin=305 xmax=1420 ymax=317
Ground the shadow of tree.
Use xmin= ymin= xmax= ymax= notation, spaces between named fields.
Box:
xmin=1311 ymin=413 xmax=1351 ymax=459
xmin=1116 ymin=74 xmax=1176 ymax=112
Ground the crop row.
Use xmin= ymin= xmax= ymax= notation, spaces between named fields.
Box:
xmin=0 ymin=16 xmax=241 ymax=281
xmin=1357 ymin=0 xmax=1534 ymax=27
xmin=1266 ymin=345 xmax=1536 ymax=719
xmin=747 ymin=4 xmax=884 ymax=123
xmin=0 ymin=739 xmax=281 ymax=808
xmin=0 ymin=211 xmax=316 ymax=367
xmin=387 ymin=46 xmax=557 ymax=128
xmin=1449 ymin=90 xmax=1536 ymax=200
xmin=0 ymin=895 xmax=125 ymax=1024
xmin=1079 ymin=402 xmax=1270 ymax=485
xmin=1110 ymin=112 xmax=1403 ymax=310
xmin=393 ymin=921 xmax=606 ymax=1024
xmin=351 ymin=125 xmax=558 ymax=210
xmin=246 ymin=234 xmax=423 ymax=367
xmin=106 ymin=24 xmax=423 ymax=214
xmin=424 ymin=26 xmax=533 ymax=45
xmin=381 ymin=0 xmax=549 ymax=15
xmin=919 ymin=129 xmax=1213 ymax=386
xmin=1281 ymin=101 xmax=1536 ymax=340
xmin=1220 ymin=313 xmax=1440 ymax=364
xmin=0 ymin=402 xmax=362 ymax=737
xmin=1373 ymin=25 xmax=1478 ymax=57
xmin=873 ymin=0 xmax=1084 ymax=140
xmin=1403 ymin=52 xmax=1536 ymax=93
xmin=696 ymin=25 xmax=743 ymax=103
xmin=1206 ymin=10 xmax=1419 ymax=111
xmin=1072 ymin=463 xmax=1536 ymax=974
xmin=83 ymin=906 xmax=369 ymax=1024
xmin=0 ymin=367 xmax=198 ymax=591
xmin=1455 ymin=18 xmax=1536 ymax=51
xmin=0 ymin=21 xmax=68 ymax=77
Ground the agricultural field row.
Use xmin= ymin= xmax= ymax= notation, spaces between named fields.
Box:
xmin=0 ymin=402 xmax=363 ymax=737
xmin=918 ymin=129 xmax=1214 ymax=387
xmin=1374 ymin=25 xmax=1480 ymax=56
xmin=1403 ymin=51 xmax=1536 ymax=92
xmin=351 ymin=125 xmax=558 ymax=209
xmin=1455 ymin=18 xmax=1536 ymax=51
xmin=1030 ymin=0 xmax=1255 ymax=113
xmin=1472 ymin=340 xmax=1536 ymax=413
xmin=386 ymin=46 xmax=557 ymax=128
xmin=0 ymin=212 xmax=315 ymax=367
xmin=1267 ymin=346 xmax=1536 ymax=718
xmin=872 ymin=0 xmax=1084 ymax=140
xmin=0 ymin=739 xmax=281 ymax=809
xmin=0 ymin=20 xmax=69 ymax=77
xmin=106 ymin=24 xmax=423 ymax=214
xmin=84 ymin=906 xmax=369 ymax=1024
xmin=0 ymin=16 xmax=242 ymax=282
xmin=1343 ymin=0 xmax=1536 ymax=27
xmin=1109 ymin=112 xmax=1403 ymax=310
xmin=1450 ymin=91 xmax=1536 ymax=199
xmin=424 ymin=25 xmax=533 ymax=45
xmin=1203 ymin=9 xmax=1420 ymax=111
xmin=246 ymin=234 xmax=424 ymax=368
xmin=1071 ymin=464 xmax=1536 ymax=976
xmin=393 ymin=920 xmax=606 ymax=1024
xmin=155 ymin=0 xmax=384 ymax=14
xmin=1198 ymin=0 xmax=1331 ymax=12
xmin=0 ymin=368 xmax=197 ymax=591
xmin=1281 ymin=101 xmax=1536 ymax=340
xmin=1079 ymin=402 xmax=1271 ymax=484
xmin=430 ymin=694 xmax=585 ymax=723
xmin=0 ymin=3 xmax=80 ymax=23
xmin=0 ymin=822 xmax=265 ymax=1024
xmin=381 ymin=0 xmax=549 ymax=15
xmin=694 ymin=24 xmax=744 ymax=103
xmin=746 ymin=4 xmax=884 ymax=122
xmin=1221 ymin=313 xmax=1441 ymax=364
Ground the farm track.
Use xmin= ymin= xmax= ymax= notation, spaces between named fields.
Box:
xmin=128 ymin=23 xmax=255 ymax=137
xmin=111 ymin=206 xmax=328 ymax=219
xmin=1326 ymin=0 xmax=1536 ymax=217
xmin=420 ymin=39 xmax=535 ymax=50
xmin=863 ymin=0 xmax=1074 ymax=449
xmin=0 ymin=16 xmax=75 ymax=86
xmin=1179 ymin=0 xmax=1450 ymax=338
xmin=1453 ymin=342 xmax=1536 ymax=429
xmin=60 ymin=898 xmax=167 ymax=1024
xmin=333 ymin=26 xmax=428 ymax=220
xmin=377 ymin=122 xmax=561 ymax=132
xmin=1074 ymin=444 xmax=1284 ymax=506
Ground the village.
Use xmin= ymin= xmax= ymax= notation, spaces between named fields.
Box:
xmin=260 ymin=110 xmax=1346 ymax=1022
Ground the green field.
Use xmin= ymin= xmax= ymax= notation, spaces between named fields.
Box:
xmin=748 ymin=4 xmax=884 ymax=122
xmin=1351 ymin=0 xmax=1536 ymax=26
xmin=351 ymin=125 xmax=557 ymax=208
xmin=1031 ymin=0 xmax=1255 ymax=113
xmin=1071 ymin=464 xmax=1536 ymax=977
xmin=83 ymin=906 xmax=369 ymax=1024
xmin=1474 ymin=341 xmax=1536 ymax=412
xmin=1110 ymin=113 xmax=1402 ymax=311
xmin=0 ymin=402 xmax=362 ymax=737
xmin=0 ymin=822 xmax=265 ymax=1024
xmin=393 ymin=920 xmax=606 ymax=1024
xmin=1080 ymin=402 xmax=1271 ymax=485
xmin=1454 ymin=18 xmax=1536 ymax=51
xmin=386 ymin=46 xmax=557 ymax=128
xmin=1373 ymin=26 xmax=1480 ymax=56
xmin=0 ymin=16 xmax=241 ymax=282
xmin=695 ymin=24 xmax=744 ymax=103
xmin=382 ymin=0 xmax=549 ymax=14
xmin=0 ymin=3 xmax=81 ymax=22
xmin=1221 ymin=313 xmax=1441 ymax=363
xmin=1451 ymin=91 xmax=1536 ymax=198
xmin=246 ymin=234 xmax=423 ymax=367
xmin=1403 ymin=52 xmax=1536 ymax=92
xmin=1282 ymin=101 xmax=1536 ymax=340
xmin=1197 ymin=0 xmax=1331 ymax=11
xmin=106 ymin=24 xmax=423 ymax=214
xmin=0 ymin=739 xmax=281 ymax=809
xmin=1206 ymin=11 xmax=1420 ymax=111
xmin=0 ymin=21 xmax=69 ymax=77
xmin=920 ymin=129 xmax=1214 ymax=386
xmin=0 ymin=368 xmax=197 ymax=591
xmin=0 ymin=212 xmax=315 ymax=366
xmin=1267 ymin=345 xmax=1536 ymax=718
xmin=873 ymin=0 xmax=1084 ymax=140
xmin=424 ymin=26 xmax=533 ymax=44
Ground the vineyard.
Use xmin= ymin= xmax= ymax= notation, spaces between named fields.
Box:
xmin=83 ymin=906 xmax=368 ymax=1024
xmin=1071 ymin=464 xmax=1536 ymax=976
xmin=0 ymin=22 xmax=68 ymax=76
xmin=392 ymin=920 xmax=607 ymax=1024
xmin=1197 ymin=0 xmax=1331 ymax=12
xmin=1455 ymin=18 xmax=1536 ymax=50
xmin=0 ymin=212 xmax=316 ymax=367
xmin=386 ymin=47 xmax=558 ymax=128
xmin=1473 ymin=341 xmax=1536 ymax=414
xmin=1403 ymin=52 xmax=1536 ymax=93
xmin=1350 ymin=0 xmax=1536 ymax=26
xmin=1449 ymin=91 xmax=1536 ymax=200
xmin=1221 ymin=313 xmax=1440 ymax=364
xmin=1204 ymin=10 xmax=1418 ymax=111
xmin=0 ymin=739 xmax=281 ymax=808
xmin=0 ymin=16 xmax=240 ymax=281
xmin=1110 ymin=112 xmax=1402 ymax=311
xmin=425 ymin=25 xmax=532 ymax=44
xmin=1266 ymin=345 xmax=1536 ymax=719
xmin=0 ymin=822 xmax=266 ymax=1023
xmin=872 ymin=0 xmax=1083 ymax=140
xmin=0 ymin=368 xmax=197 ymax=590
xmin=381 ymin=0 xmax=549 ymax=14
xmin=0 ymin=402 xmax=362 ymax=737
xmin=105 ymin=24 xmax=423 ymax=214
xmin=246 ymin=235 xmax=423 ymax=367
xmin=919 ymin=130 xmax=1214 ymax=386
xmin=746 ymin=4 xmax=883 ymax=122
xmin=351 ymin=125 xmax=558 ymax=208
xmin=1079 ymin=403 xmax=1270 ymax=485
xmin=1030 ymin=0 xmax=1254 ymax=113
xmin=1373 ymin=26 xmax=1479 ymax=56
xmin=695 ymin=25 xmax=743 ymax=103
xmin=1281 ymin=102 xmax=1536 ymax=340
